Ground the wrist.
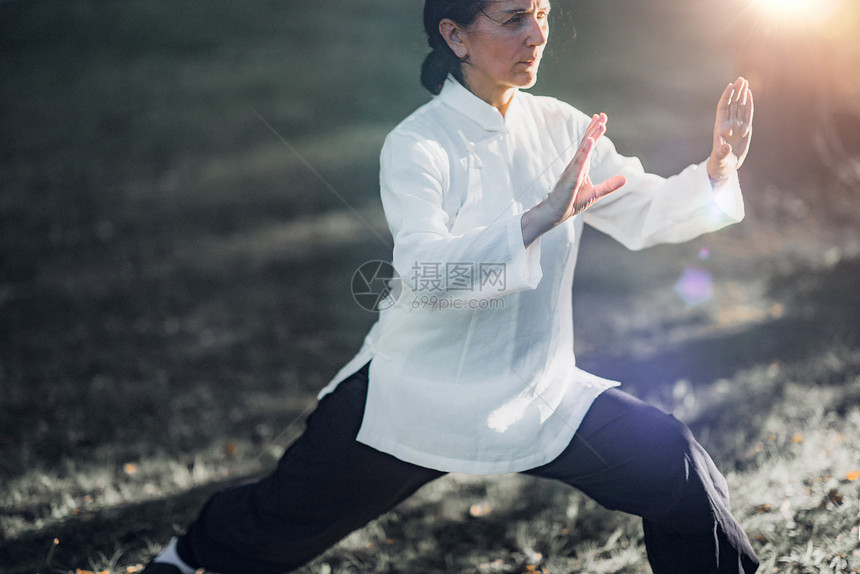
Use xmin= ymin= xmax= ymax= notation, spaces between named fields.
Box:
xmin=521 ymin=202 xmax=554 ymax=248
xmin=707 ymin=159 xmax=729 ymax=185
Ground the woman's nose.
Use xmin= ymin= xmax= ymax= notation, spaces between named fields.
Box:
xmin=526 ymin=15 xmax=548 ymax=46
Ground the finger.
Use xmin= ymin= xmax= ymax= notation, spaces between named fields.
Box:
xmin=737 ymin=77 xmax=750 ymax=121
xmin=730 ymin=79 xmax=744 ymax=123
xmin=581 ymin=114 xmax=606 ymax=145
xmin=590 ymin=121 xmax=607 ymax=144
xmin=577 ymin=116 xmax=598 ymax=151
xmin=569 ymin=115 xmax=608 ymax=182
xmin=733 ymin=77 xmax=745 ymax=102
xmin=565 ymin=135 xmax=596 ymax=178
xmin=585 ymin=113 xmax=602 ymax=133
xmin=579 ymin=136 xmax=597 ymax=173
xmin=577 ymin=124 xmax=605 ymax=164
xmin=579 ymin=126 xmax=597 ymax=151
xmin=592 ymin=175 xmax=628 ymax=197
xmin=744 ymin=89 xmax=754 ymax=127
xmin=588 ymin=113 xmax=607 ymax=136
xmin=576 ymin=175 xmax=627 ymax=211
xmin=737 ymin=79 xmax=750 ymax=125
xmin=718 ymin=83 xmax=733 ymax=115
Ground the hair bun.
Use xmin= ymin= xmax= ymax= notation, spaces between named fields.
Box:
xmin=421 ymin=48 xmax=454 ymax=95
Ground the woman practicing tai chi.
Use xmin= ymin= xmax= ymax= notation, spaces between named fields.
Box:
xmin=144 ymin=0 xmax=758 ymax=572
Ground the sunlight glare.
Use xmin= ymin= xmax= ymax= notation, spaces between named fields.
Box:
xmin=755 ymin=0 xmax=839 ymax=26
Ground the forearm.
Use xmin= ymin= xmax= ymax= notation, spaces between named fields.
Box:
xmin=583 ymin=160 xmax=743 ymax=251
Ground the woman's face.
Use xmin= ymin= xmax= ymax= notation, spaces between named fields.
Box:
xmin=455 ymin=1 xmax=551 ymax=105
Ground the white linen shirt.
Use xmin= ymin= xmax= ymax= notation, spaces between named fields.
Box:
xmin=318 ymin=77 xmax=744 ymax=475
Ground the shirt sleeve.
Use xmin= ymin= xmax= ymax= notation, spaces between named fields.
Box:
xmin=582 ymin=128 xmax=745 ymax=251
xmin=380 ymin=130 xmax=543 ymax=303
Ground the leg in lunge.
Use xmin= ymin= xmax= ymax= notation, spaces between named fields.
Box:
xmin=525 ymin=388 xmax=758 ymax=574
xmin=144 ymin=365 xmax=444 ymax=574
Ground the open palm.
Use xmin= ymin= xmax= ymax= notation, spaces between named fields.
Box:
xmin=521 ymin=113 xmax=627 ymax=247
xmin=709 ymin=77 xmax=754 ymax=182
xmin=549 ymin=113 xmax=627 ymax=224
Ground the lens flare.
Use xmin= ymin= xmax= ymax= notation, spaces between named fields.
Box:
xmin=673 ymin=266 xmax=714 ymax=308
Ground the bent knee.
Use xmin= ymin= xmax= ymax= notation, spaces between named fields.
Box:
xmin=631 ymin=411 xmax=729 ymax=525
xmin=632 ymin=408 xmax=695 ymax=476
xmin=622 ymin=410 xmax=701 ymax=503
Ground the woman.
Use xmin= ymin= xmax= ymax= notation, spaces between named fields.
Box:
xmin=144 ymin=1 xmax=758 ymax=572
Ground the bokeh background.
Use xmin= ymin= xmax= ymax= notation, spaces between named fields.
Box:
xmin=2 ymin=0 xmax=859 ymax=572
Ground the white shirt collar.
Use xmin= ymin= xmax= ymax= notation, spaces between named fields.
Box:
xmin=437 ymin=76 xmax=517 ymax=132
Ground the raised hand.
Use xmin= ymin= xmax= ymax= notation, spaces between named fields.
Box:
xmin=521 ymin=113 xmax=627 ymax=247
xmin=708 ymin=77 xmax=754 ymax=183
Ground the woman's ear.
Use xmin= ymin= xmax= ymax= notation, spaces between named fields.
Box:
xmin=439 ymin=18 xmax=467 ymax=58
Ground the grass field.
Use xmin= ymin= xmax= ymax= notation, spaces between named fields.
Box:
xmin=2 ymin=0 xmax=859 ymax=572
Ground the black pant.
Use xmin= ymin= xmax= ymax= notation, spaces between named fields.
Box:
xmin=178 ymin=363 xmax=759 ymax=573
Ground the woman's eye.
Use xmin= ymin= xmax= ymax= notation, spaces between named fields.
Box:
xmin=504 ymin=11 xmax=549 ymax=27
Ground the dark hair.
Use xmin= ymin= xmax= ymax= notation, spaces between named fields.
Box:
xmin=421 ymin=0 xmax=489 ymax=95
